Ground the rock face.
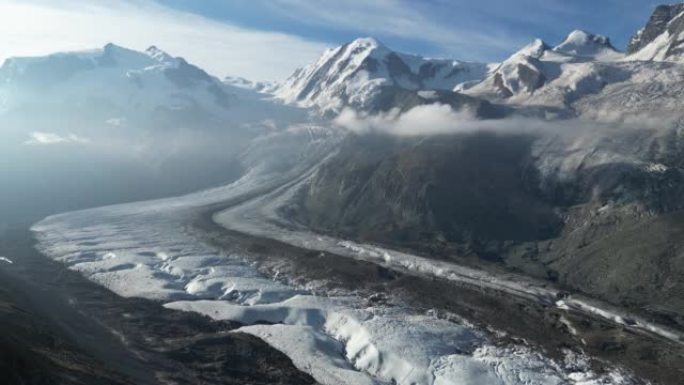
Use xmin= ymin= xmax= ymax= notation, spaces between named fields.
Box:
xmin=627 ymin=3 xmax=684 ymax=60
xmin=274 ymin=37 xmax=491 ymax=114
xmin=628 ymin=3 xmax=684 ymax=54
xmin=287 ymin=123 xmax=684 ymax=329
xmin=287 ymin=132 xmax=562 ymax=254
xmin=273 ymin=6 xmax=684 ymax=328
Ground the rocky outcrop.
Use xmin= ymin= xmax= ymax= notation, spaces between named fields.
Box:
xmin=628 ymin=3 xmax=684 ymax=54
xmin=286 ymin=125 xmax=684 ymax=328
xmin=627 ymin=3 xmax=684 ymax=60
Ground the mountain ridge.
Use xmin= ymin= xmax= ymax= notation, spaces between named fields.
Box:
xmin=273 ymin=37 xmax=493 ymax=115
xmin=268 ymin=3 xmax=684 ymax=348
xmin=627 ymin=3 xmax=684 ymax=57
xmin=5 ymin=4 xmax=684 ymax=385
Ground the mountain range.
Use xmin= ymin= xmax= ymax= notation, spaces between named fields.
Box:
xmin=0 ymin=42 xmax=305 ymax=135
xmin=270 ymin=3 xmax=684 ymax=334
xmin=271 ymin=4 xmax=684 ymax=119
xmin=3 ymin=5 xmax=684 ymax=383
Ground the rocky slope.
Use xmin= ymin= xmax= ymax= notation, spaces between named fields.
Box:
xmin=285 ymin=121 xmax=684 ymax=330
xmin=277 ymin=4 xmax=684 ymax=331
xmin=0 ymin=225 xmax=319 ymax=385
xmin=628 ymin=3 xmax=684 ymax=59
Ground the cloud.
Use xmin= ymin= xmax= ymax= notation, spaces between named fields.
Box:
xmin=334 ymin=102 xmax=680 ymax=138
xmin=24 ymin=132 xmax=90 ymax=145
xmin=260 ymin=0 xmax=653 ymax=60
xmin=266 ymin=0 xmax=524 ymax=60
xmin=0 ymin=0 xmax=327 ymax=81
xmin=333 ymin=104 xmax=564 ymax=137
xmin=335 ymin=104 xmax=481 ymax=136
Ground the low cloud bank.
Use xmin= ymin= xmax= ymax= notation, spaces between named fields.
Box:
xmin=333 ymin=104 xmax=556 ymax=137
xmin=334 ymin=103 xmax=680 ymax=137
xmin=334 ymin=104 xmax=480 ymax=136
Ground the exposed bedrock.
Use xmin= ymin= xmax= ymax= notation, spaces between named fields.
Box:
xmin=285 ymin=129 xmax=684 ymax=329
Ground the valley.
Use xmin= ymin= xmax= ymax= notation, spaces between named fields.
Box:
xmin=3 ymin=2 xmax=684 ymax=384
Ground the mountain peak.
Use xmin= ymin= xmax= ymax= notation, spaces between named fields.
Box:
xmin=515 ymin=39 xmax=550 ymax=58
xmin=145 ymin=45 xmax=174 ymax=63
xmin=102 ymin=42 xmax=132 ymax=54
xmin=560 ymin=30 xmax=612 ymax=47
xmin=627 ymin=3 xmax=684 ymax=58
xmin=553 ymin=29 xmax=618 ymax=57
xmin=347 ymin=37 xmax=383 ymax=50
xmin=275 ymin=38 xmax=489 ymax=114
xmin=342 ymin=37 xmax=389 ymax=58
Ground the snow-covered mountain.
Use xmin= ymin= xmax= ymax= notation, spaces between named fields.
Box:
xmin=628 ymin=3 xmax=684 ymax=60
xmin=0 ymin=43 xmax=305 ymax=130
xmin=274 ymin=37 xmax=493 ymax=115
xmin=8 ymin=5 xmax=684 ymax=385
xmin=464 ymin=30 xmax=625 ymax=105
xmin=272 ymin=30 xmax=629 ymax=115
xmin=1 ymin=44 xmax=225 ymax=117
xmin=465 ymin=39 xmax=552 ymax=99
xmin=553 ymin=30 xmax=621 ymax=59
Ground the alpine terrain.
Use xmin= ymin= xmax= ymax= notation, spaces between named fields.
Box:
xmin=2 ymin=3 xmax=684 ymax=385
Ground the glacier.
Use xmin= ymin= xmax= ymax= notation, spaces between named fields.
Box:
xmin=31 ymin=127 xmax=651 ymax=385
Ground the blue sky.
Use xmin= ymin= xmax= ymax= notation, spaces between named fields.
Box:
xmin=154 ymin=0 xmax=661 ymax=61
xmin=0 ymin=0 xmax=665 ymax=80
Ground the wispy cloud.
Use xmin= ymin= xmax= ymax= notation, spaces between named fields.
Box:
xmin=0 ymin=0 xmax=328 ymax=80
xmin=265 ymin=0 xmax=525 ymax=61
xmin=24 ymin=132 xmax=90 ymax=145
xmin=260 ymin=0 xmax=650 ymax=60
xmin=0 ymin=0 xmax=654 ymax=80
xmin=334 ymin=101 xmax=678 ymax=138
